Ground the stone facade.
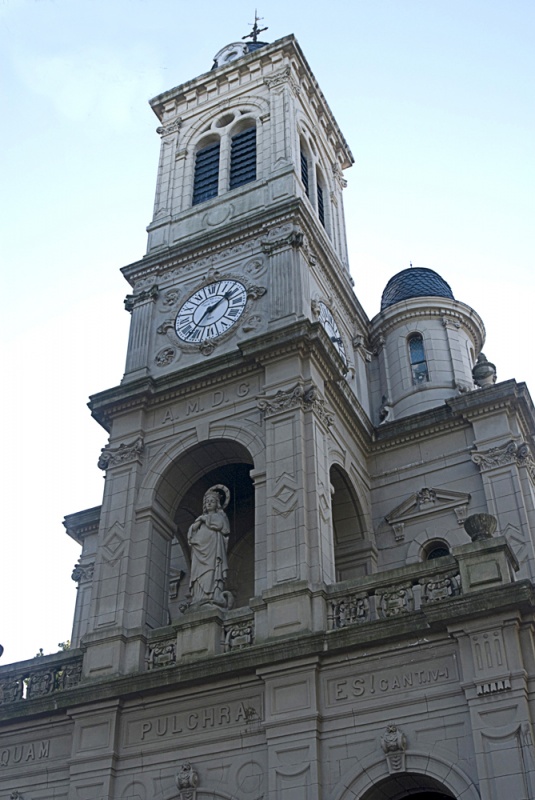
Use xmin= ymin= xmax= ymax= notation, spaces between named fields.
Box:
xmin=2 ymin=34 xmax=535 ymax=800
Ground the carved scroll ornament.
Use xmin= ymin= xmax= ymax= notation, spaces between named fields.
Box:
xmin=98 ymin=437 xmax=144 ymax=471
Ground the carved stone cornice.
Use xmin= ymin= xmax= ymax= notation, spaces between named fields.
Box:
xmin=156 ymin=118 xmax=182 ymax=137
xmin=71 ymin=561 xmax=95 ymax=584
xmin=124 ymin=285 xmax=159 ymax=312
xmin=257 ymin=383 xmax=333 ymax=426
xmin=98 ymin=436 xmax=144 ymax=471
xmin=471 ymin=440 xmax=535 ymax=480
xmin=264 ymin=65 xmax=300 ymax=96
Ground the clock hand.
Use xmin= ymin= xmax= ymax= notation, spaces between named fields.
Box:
xmin=198 ymin=289 xmax=235 ymax=324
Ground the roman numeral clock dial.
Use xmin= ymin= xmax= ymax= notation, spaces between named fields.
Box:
xmin=175 ymin=280 xmax=248 ymax=343
xmin=318 ymin=301 xmax=348 ymax=368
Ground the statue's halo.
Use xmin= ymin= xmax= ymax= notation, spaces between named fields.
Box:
xmin=206 ymin=484 xmax=230 ymax=510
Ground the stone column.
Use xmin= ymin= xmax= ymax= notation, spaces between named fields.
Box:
xmin=123 ymin=282 xmax=158 ymax=380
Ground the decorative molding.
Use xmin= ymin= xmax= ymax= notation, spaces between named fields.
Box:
xmin=420 ymin=572 xmax=461 ymax=603
xmin=261 ymin=223 xmax=303 ymax=254
xmin=155 ymin=347 xmax=177 ymax=367
xmin=377 ymin=584 xmax=414 ymax=618
xmin=385 ymin=488 xmax=471 ymax=533
xmin=476 ymin=679 xmax=511 ymax=696
xmin=381 ymin=723 xmax=407 ymax=773
xmin=98 ymin=437 xmax=144 ymax=471
xmin=176 ymin=762 xmax=199 ymax=800
xmin=147 ymin=639 xmax=177 ymax=669
xmin=156 ymin=118 xmax=182 ymax=137
xmin=223 ymin=618 xmax=254 ymax=651
xmin=472 ymin=440 xmax=535 ymax=480
xmin=124 ymin=284 xmax=159 ymax=312
xmin=71 ymin=561 xmax=94 ymax=583
xmin=263 ymin=65 xmax=299 ymax=95
xmin=329 ymin=595 xmax=370 ymax=629
xmin=257 ymin=383 xmax=333 ymax=426
xmin=156 ymin=319 xmax=175 ymax=335
xmin=246 ymin=285 xmax=267 ymax=300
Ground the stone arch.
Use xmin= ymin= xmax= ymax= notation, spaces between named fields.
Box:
xmin=406 ymin=528 xmax=467 ymax=565
xmin=330 ymin=463 xmax=373 ymax=581
xmin=331 ymin=751 xmax=480 ymax=800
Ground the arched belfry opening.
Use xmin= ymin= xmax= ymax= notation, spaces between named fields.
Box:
xmin=330 ymin=464 xmax=369 ymax=581
xmin=158 ymin=440 xmax=255 ymax=619
xmin=359 ymin=774 xmax=455 ymax=800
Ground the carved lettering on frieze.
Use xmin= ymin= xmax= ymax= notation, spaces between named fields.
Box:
xmin=0 ymin=741 xmax=50 ymax=768
xmin=159 ymin=383 xmax=251 ymax=425
xmin=471 ymin=440 xmax=535 ymax=480
xmin=156 ymin=118 xmax=182 ymax=137
xmin=71 ymin=561 xmax=94 ymax=583
xmin=328 ymin=658 xmax=456 ymax=704
xmin=98 ymin=437 xmax=144 ymax=471
xmin=132 ymin=698 xmax=261 ymax=743
xmin=381 ymin=723 xmax=407 ymax=773
xmin=155 ymin=347 xmax=177 ymax=367
xmin=257 ymin=383 xmax=333 ymax=426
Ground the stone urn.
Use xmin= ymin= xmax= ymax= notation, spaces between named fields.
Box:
xmin=472 ymin=353 xmax=497 ymax=388
xmin=464 ymin=513 xmax=497 ymax=541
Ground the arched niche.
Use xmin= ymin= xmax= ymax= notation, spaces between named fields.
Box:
xmin=330 ymin=464 xmax=371 ymax=581
xmin=157 ymin=439 xmax=255 ymax=619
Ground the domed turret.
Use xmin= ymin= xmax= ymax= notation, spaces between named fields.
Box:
xmin=370 ymin=267 xmax=485 ymax=423
xmin=381 ymin=267 xmax=454 ymax=311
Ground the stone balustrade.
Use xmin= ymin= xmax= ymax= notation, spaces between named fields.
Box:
xmin=0 ymin=650 xmax=83 ymax=706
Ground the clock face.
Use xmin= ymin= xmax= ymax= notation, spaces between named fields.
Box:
xmin=175 ymin=280 xmax=248 ymax=343
xmin=318 ymin=302 xmax=348 ymax=366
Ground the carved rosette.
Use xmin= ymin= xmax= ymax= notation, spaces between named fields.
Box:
xmin=381 ymin=724 xmax=407 ymax=773
xmin=471 ymin=440 xmax=535 ymax=480
xmin=98 ymin=436 xmax=144 ymax=471
xmin=176 ymin=762 xmax=199 ymax=800
xmin=257 ymin=384 xmax=333 ymax=426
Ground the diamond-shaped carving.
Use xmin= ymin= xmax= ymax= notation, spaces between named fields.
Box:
xmin=102 ymin=522 xmax=126 ymax=566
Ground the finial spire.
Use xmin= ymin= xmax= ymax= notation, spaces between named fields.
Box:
xmin=243 ymin=10 xmax=268 ymax=43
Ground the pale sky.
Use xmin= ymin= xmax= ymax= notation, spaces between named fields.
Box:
xmin=1 ymin=0 xmax=533 ymax=664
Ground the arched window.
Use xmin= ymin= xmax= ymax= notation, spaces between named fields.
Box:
xmin=316 ymin=168 xmax=326 ymax=228
xmin=424 ymin=540 xmax=450 ymax=561
xmin=300 ymin=140 xmax=310 ymax=197
xmin=408 ymin=333 xmax=429 ymax=384
xmin=192 ymin=140 xmax=220 ymax=205
xmin=229 ymin=125 xmax=257 ymax=189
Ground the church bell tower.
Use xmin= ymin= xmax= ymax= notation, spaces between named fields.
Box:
xmin=75 ymin=33 xmax=373 ymax=677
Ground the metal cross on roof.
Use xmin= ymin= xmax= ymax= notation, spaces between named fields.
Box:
xmin=243 ymin=10 xmax=268 ymax=43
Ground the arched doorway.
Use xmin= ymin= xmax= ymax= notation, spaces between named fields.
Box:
xmin=359 ymin=773 xmax=455 ymax=799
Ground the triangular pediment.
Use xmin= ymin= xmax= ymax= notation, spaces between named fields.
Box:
xmin=385 ymin=488 xmax=471 ymax=526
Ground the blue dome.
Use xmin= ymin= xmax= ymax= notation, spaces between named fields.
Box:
xmin=381 ymin=268 xmax=454 ymax=311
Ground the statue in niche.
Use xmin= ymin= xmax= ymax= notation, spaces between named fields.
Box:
xmin=187 ymin=485 xmax=234 ymax=609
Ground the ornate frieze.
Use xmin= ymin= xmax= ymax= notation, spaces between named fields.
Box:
xmin=223 ymin=618 xmax=254 ymax=651
xmin=263 ymin=65 xmax=300 ymax=95
xmin=329 ymin=595 xmax=370 ymax=629
xmin=257 ymin=383 xmax=333 ymax=426
xmin=376 ymin=584 xmax=414 ymax=619
xmin=420 ymin=572 xmax=461 ymax=603
xmin=472 ymin=440 xmax=535 ymax=480
xmin=98 ymin=436 xmax=144 ymax=471
xmin=147 ymin=639 xmax=177 ymax=669
xmin=260 ymin=223 xmax=303 ymax=254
